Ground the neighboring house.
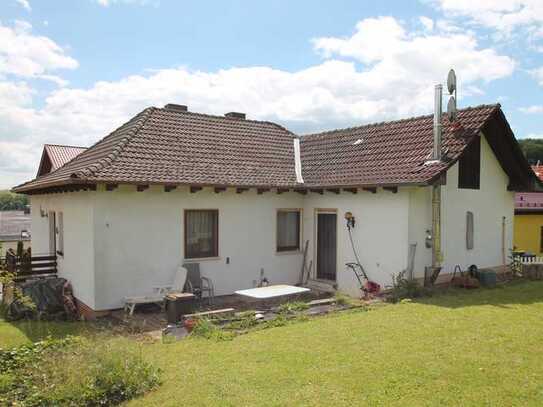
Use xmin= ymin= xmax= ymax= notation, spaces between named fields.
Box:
xmin=13 ymin=103 xmax=536 ymax=316
xmin=514 ymin=165 xmax=543 ymax=255
xmin=37 ymin=144 xmax=87 ymax=177
xmin=0 ymin=211 xmax=31 ymax=257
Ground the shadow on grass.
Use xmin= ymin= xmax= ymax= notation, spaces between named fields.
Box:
xmin=412 ymin=280 xmax=543 ymax=309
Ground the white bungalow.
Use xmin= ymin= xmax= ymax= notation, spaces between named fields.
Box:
xmin=13 ymin=102 xmax=536 ymax=317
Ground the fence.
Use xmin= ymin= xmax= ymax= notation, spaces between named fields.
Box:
xmin=3 ymin=252 xmax=57 ymax=280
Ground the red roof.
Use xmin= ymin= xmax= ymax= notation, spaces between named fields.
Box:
xmin=532 ymin=165 xmax=543 ymax=182
xmin=13 ymin=103 xmax=537 ymax=193
xmin=37 ymin=144 xmax=87 ymax=176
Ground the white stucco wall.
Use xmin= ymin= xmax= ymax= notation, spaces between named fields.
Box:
xmin=30 ymin=193 xmax=96 ymax=308
xmin=407 ymin=133 xmax=515 ymax=278
xmin=302 ymin=189 xmax=410 ymax=297
xmin=92 ymin=185 xmax=305 ymax=310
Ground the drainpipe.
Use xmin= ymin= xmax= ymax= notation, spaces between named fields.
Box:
xmin=428 ymin=85 xmax=443 ymax=286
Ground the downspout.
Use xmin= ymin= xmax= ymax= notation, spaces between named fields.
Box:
xmin=428 ymin=85 xmax=443 ymax=285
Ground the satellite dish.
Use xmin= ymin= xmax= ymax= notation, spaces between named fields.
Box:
xmin=447 ymin=96 xmax=457 ymax=121
xmin=447 ymin=69 xmax=456 ymax=94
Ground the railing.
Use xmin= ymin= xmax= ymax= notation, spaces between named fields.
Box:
xmin=516 ymin=256 xmax=543 ymax=265
xmin=3 ymin=252 xmax=57 ymax=280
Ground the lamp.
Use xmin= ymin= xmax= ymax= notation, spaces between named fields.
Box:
xmin=344 ymin=211 xmax=355 ymax=229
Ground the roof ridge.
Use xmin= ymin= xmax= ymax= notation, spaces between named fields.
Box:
xmin=71 ymin=107 xmax=156 ymax=180
xmin=44 ymin=143 xmax=88 ymax=149
xmin=157 ymin=106 xmax=296 ymax=134
xmin=301 ymin=103 xmax=500 ymax=139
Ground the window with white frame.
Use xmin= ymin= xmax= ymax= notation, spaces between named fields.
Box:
xmin=184 ymin=210 xmax=219 ymax=259
xmin=277 ymin=209 xmax=301 ymax=252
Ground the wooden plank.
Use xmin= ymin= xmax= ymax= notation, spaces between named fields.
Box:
xmin=307 ymin=298 xmax=336 ymax=306
xmin=184 ymin=308 xmax=235 ymax=319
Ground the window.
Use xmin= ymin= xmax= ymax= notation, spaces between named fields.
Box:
xmin=466 ymin=211 xmax=474 ymax=250
xmin=184 ymin=210 xmax=218 ymax=259
xmin=277 ymin=209 xmax=301 ymax=252
xmin=458 ymin=137 xmax=481 ymax=189
xmin=56 ymin=212 xmax=64 ymax=256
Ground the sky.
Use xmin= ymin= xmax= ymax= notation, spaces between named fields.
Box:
xmin=1 ymin=0 xmax=543 ymax=188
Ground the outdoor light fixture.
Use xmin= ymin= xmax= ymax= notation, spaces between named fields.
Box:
xmin=344 ymin=211 xmax=356 ymax=229
xmin=425 ymin=229 xmax=433 ymax=248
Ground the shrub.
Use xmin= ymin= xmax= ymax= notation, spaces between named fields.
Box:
xmin=389 ymin=270 xmax=431 ymax=303
xmin=190 ymin=318 xmax=234 ymax=341
xmin=0 ymin=336 xmax=161 ymax=406
xmin=276 ymin=301 xmax=309 ymax=314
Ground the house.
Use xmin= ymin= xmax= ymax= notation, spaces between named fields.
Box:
xmin=37 ymin=144 xmax=87 ymax=177
xmin=0 ymin=210 xmax=31 ymax=257
xmin=13 ymin=102 xmax=537 ymax=316
xmin=514 ymin=165 xmax=543 ymax=255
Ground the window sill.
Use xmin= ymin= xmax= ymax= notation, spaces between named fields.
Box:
xmin=275 ymin=250 xmax=302 ymax=256
xmin=183 ymin=256 xmax=221 ymax=263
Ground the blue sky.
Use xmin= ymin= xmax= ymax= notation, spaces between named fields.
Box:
xmin=1 ymin=0 xmax=543 ymax=187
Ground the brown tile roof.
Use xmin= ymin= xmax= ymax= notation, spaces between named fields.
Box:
xmin=300 ymin=104 xmax=500 ymax=187
xmin=13 ymin=103 xmax=537 ymax=193
xmin=16 ymin=107 xmax=299 ymax=192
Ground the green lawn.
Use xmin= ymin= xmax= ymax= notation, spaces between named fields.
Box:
xmin=2 ymin=281 xmax=543 ymax=406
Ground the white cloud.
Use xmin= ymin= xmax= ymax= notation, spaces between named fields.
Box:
xmin=313 ymin=17 xmax=514 ymax=83
xmin=0 ymin=16 xmax=515 ymax=188
xmin=96 ymin=0 xmax=158 ymax=6
xmin=0 ymin=21 xmax=78 ymax=83
xmin=530 ymin=67 xmax=543 ymax=85
xmin=519 ymin=105 xmax=543 ymax=114
xmin=15 ymin=0 xmax=31 ymax=11
xmin=420 ymin=16 xmax=434 ymax=31
xmin=433 ymin=0 xmax=543 ymax=34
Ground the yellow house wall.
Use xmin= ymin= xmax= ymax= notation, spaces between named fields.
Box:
xmin=514 ymin=213 xmax=543 ymax=255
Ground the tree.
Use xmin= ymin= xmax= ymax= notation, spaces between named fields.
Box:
xmin=0 ymin=190 xmax=29 ymax=211
xmin=518 ymin=139 xmax=543 ymax=165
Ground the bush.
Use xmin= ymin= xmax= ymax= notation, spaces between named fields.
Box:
xmin=0 ymin=336 xmax=161 ymax=406
xmin=190 ymin=318 xmax=235 ymax=341
xmin=276 ymin=301 xmax=309 ymax=314
xmin=388 ymin=270 xmax=431 ymax=303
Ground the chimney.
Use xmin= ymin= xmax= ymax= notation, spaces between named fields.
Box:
xmin=433 ymin=84 xmax=443 ymax=161
xmin=225 ymin=112 xmax=246 ymax=120
xmin=164 ymin=104 xmax=188 ymax=112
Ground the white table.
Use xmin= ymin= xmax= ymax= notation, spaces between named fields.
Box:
xmin=235 ymin=284 xmax=310 ymax=300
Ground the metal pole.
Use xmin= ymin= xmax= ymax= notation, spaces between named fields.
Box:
xmin=433 ymin=85 xmax=443 ymax=161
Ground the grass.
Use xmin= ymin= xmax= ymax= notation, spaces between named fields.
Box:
xmin=2 ymin=281 xmax=543 ymax=406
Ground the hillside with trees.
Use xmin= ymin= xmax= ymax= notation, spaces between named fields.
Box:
xmin=518 ymin=138 xmax=543 ymax=165
xmin=0 ymin=190 xmax=29 ymax=211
